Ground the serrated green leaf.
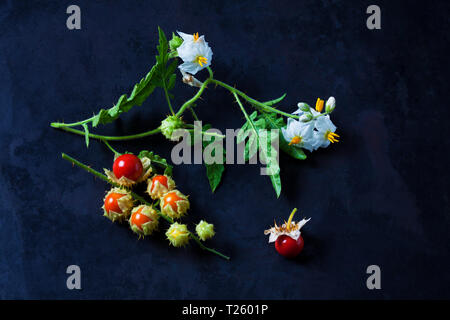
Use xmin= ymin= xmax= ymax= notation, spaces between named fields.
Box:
xmin=202 ymin=125 xmax=225 ymax=192
xmin=269 ymin=172 xmax=281 ymax=198
xmin=91 ymin=27 xmax=178 ymax=127
xmin=82 ymin=123 xmax=89 ymax=147
xmin=259 ymin=130 xmax=281 ymax=198
xmin=138 ymin=150 xmax=173 ymax=176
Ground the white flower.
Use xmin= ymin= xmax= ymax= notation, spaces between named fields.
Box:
xmin=281 ymin=118 xmax=315 ymax=152
xmin=176 ymin=31 xmax=213 ymax=75
xmin=312 ymin=115 xmax=339 ymax=149
xmin=264 ymin=217 xmax=310 ymax=243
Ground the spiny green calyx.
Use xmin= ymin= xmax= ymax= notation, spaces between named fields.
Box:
xmin=169 ymin=33 xmax=183 ymax=52
xmin=195 ymin=220 xmax=215 ymax=241
xmin=166 ymin=222 xmax=190 ymax=247
xmin=161 ymin=115 xmax=185 ymax=141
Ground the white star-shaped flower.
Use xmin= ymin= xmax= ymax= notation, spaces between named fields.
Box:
xmin=281 ymin=118 xmax=315 ymax=152
xmin=176 ymin=31 xmax=213 ymax=75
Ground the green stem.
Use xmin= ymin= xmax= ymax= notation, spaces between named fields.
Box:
xmin=233 ymin=92 xmax=258 ymax=137
xmin=189 ymin=107 xmax=200 ymax=121
xmin=103 ymin=140 xmax=120 ymax=155
xmin=206 ymin=66 xmax=214 ymax=79
xmin=175 ymin=78 xmax=212 ymax=117
xmin=51 ymin=124 xmax=161 ymax=141
xmin=51 ymin=117 xmax=94 ymax=128
xmin=61 ymin=153 xmax=230 ymax=260
xmin=184 ymin=127 xmax=225 ymax=139
xmin=210 ymin=79 xmax=299 ymax=120
xmin=163 ymin=83 xmax=175 ymax=115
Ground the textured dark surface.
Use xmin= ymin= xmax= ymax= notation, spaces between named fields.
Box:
xmin=0 ymin=0 xmax=449 ymax=299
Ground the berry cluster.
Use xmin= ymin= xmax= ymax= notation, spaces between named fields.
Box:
xmin=102 ymin=153 xmax=215 ymax=248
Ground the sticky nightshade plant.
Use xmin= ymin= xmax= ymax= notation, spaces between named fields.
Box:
xmin=51 ymin=27 xmax=340 ymax=197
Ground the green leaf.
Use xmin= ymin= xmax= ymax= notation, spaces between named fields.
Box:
xmin=201 ymin=124 xmax=225 ymax=192
xmin=269 ymin=172 xmax=282 ymax=198
xmin=91 ymin=27 xmax=178 ymax=127
xmin=82 ymin=123 xmax=89 ymax=147
xmin=260 ymin=113 xmax=306 ymax=160
xmin=138 ymin=150 xmax=173 ymax=176
xmin=259 ymin=130 xmax=281 ymax=198
xmin=238 ymin=110 xmax=282 ymax=197
xmin=205 ymin=161 xmax=224 ymax=193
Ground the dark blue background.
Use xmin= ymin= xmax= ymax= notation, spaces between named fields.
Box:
xmin=1 ymin=0 xmax=449 ymax=299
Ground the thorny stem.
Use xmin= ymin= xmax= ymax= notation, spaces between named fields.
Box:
xmin=51 ymin=67 xmax=323 ymax=144
xmin=61 ymin=152 xmax=230 ymax=260
xmin=233 ymin=92 xmax=258 ymax=137
xmin=50 ymin=117 xmax=94 ymax=128
xmin=51 ymin=124 xmax=161 ymax=141
xmin=210 ymin=79 xmax=300 ymax=120
xmin=175 ymin=78 xmax=212 ymax=117
xmin=163 ymin=82 xmax=175 ymax=115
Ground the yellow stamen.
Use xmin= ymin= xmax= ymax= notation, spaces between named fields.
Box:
xmin=315 ymin=98 xmax=324 ymax=113
xmin=195 ymin=55 xmax=207 ymax=67
xmin=193 ymin=32 xmax=200 ymax=42
xmin=288 ymin=136 xmax=302 ymax=146
xmin=286 ymin=208 xmax=297 ymax=232
xmin=325 ymin=130 xmax=339 ymax=143
xmin=171 ymin=230 xmax=180 ymax=239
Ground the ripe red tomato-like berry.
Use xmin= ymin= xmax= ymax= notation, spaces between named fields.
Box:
xmin=113 ymin=154 xmax=143 ymax=181
xmin=104 ymin=192 xmax=125 ymax=214
xmin=162 ymin=191 xmax=183 ymax=211
xmin=130 ymin=207 xmax=152 ymax=230
xmin=275 ymin=235 xmax=304 ymax=258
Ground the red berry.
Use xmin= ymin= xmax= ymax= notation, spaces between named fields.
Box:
xmin=130 ymin=207 xmax=152 ymax=231
xmin=275 ymin=235 xmax=304 ymax=258
xmin=112 ymin=154 xmax=143 ymax=181
xmin=151 ymin=175 xmax=168 ymax=192
xmin=104 ymin=192 xmax=124 ymax=214
xmin=162 ymin=191 xmax=183 ymax=211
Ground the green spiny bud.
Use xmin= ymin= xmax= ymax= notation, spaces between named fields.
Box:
xmin=169 ymin=33 xmax=183 ymax=52
xmin=161 ymin=115 xmax=185 ymax=141
xmin=195 ymin=220 xmax=215 ymax=241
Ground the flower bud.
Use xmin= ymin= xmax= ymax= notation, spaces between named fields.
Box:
xmin=129 ymin=205 xmax=159 ymax=237
xmin=195 ymin=220 xmax=215 ymax=241
xmin=169 ymin=33 xmax=183 ymax=52
xmin=102 ymin=188 xmax=134 ymax=223
xmin=161 ymin=115 xmax=185 ymax=142
xmin=297 ymin=102 xmax=311 ymax=112
xmin=160 ymin=190 xmax=190 ymax=219
xmin=147 ymin=174 xmax=176 ymax=200
xmin=325 ymin=96 xmax=336 ymax=113
xmin=166 ymin=222 xmax=190 ymax=247
xmin=300 ymin=113 xmax=313 ymax=123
